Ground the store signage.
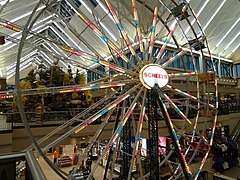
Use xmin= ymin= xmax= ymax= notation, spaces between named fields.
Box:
xmin=140 ymin=64 xmax=169 ymax=89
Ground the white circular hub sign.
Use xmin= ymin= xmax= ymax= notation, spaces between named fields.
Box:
xmin=140 ymin=64 xmax=169 ymax=89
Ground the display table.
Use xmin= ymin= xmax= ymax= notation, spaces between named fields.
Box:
xmin=58 ymin=156 xmax=72 ymax=167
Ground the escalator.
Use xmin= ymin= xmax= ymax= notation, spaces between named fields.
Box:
xmin=231 ymin=120 xmax=240 ymax=142
xmin=0 ymin=151 xmax=46 ymax=180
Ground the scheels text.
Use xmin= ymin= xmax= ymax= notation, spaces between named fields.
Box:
xmin=144 ymin=72 xmax=168 ymax=79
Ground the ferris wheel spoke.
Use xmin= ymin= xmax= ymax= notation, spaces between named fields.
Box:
xmin=105 ymin=0 xmax=141 ymax=63
xmin=161 ymin=48 xmax=187 ymax=68
xmin=0 ymin=18 xmax=134 ymax=76
xmin=165 ymin=85 xmax=215 ymax=109
xmin=0 ymin=19 xmax=91 ymax=70
xmin=131 ymin=0 xmax=144 ymax=55
xmin=27 ymin=91 xmax=118 ymax=150
xmin=194 ymin=148 xmax=212 ymax=180
xmin=158 ymin=96 xmax=193 ymax=178
xmin=155 ymin=23 xmax=177 ymax=64
xmin=168 ymin=71 xmax=196 ymax=78
xmin=43 ymin=83 xmax=141 ymax=152
xmin=170 ymin=127 xmax=209 ymax=179
xmin=69 ymin=109 xmax=115 ymax=179
xmin=1 ymin=32 xmax=106 ymax=77
xmin=86 ymin=109 xmax=114 ymax=153
xmin=74 ymin=5 xmax=140 ymax=71
xmin=173 ymin=99 xmax=198 ymax=110
xmin=148 ymin=7 xmax=158 ymax=62
xmin=61 ymin=45 xmax=136 ymax=75
xmin=128 ymin=88 xmax=147 ymax=180
xmin=159 ymin=91 xmax=192 ymax=125
xmin=155 ymin=0 xmax=190 ymax=65
xmin=19 ymin=80 xmax=131 ymax=95
xmin=87 ymin=86 xmax=144 ymax=180
xmin=74 ymin=84 xmax=142 ymax=134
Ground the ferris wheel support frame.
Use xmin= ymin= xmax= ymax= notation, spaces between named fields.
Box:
xmin=14 ymin=0 xmax=68 ymax=179
xmin=148 ymin=85 xmax=160 ymax=180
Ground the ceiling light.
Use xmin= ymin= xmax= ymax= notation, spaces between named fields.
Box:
xmin=38 ymin=58 xmax=50 ymax=66
xmin=53 ymin=22 xmax=84 ymax=51
xmin=0 ymin=0 xmax=14 ymax=5
xmin=81 ymin=0 xmax=117 ymax=41
xmin=182 ymin=0 xmax=209 ymax=37
xmin=5 ymin=15 xmax=53 ymax=39
xmin=223 ymin=31 xmax=240 ymax=51
xmin=6 ymin=50 xmax=37 ymax=75
xmin=66 ymin=0 xmax=117 ymax=41
xmin=46 ymin=42 xmax=61 ymax=55
xmin=7 ymin=63 xmax=32 ymax=79
xmin=6 ymin=50 xmax=38 ymax=70
xmin=203 ymin=0 xmax=227 ymax=31
xmin=96 ymin=0 xmax=115 ymax=22
xmin=49 ymin=26 xmax=71 ymax=46
xmin=227 ymin=43 xmax=240 ymax=58
xmin=37 ymin=51 xmax=52 ymax=65
xmin=41 ymin=51 xmax=54 ymax=64
xmin=79 ymin=0 xmax=92 ymax=14
xmin=215 ymin=17 xmax=240 ymax=48
xmin=3 ymin=22 xmax=50 ymax=50
xmin=9 ymin=5 xmax=46 ymax=23
xmin=99 ymin=22 xmax=117 ymax=41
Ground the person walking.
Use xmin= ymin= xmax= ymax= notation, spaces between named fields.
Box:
xmin=86 ymin=156 xmax=92 ymax=171
xmin=53 ymin=150 xmax=58 ymax=164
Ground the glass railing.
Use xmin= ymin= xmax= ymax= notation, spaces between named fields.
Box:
xmin=0 ymin=103 xmax=240 ymax=131
xmin=0 ymin=113 xmax=12 ymax=131
xmin=231 ymin=120 xmax=240 ymax=141
xmin=5 ymin=111 xmax=70 ymax=127
xmin=0 ymin=151 xmax=46 ymax=180
xmin=218 ymin=103 xmax=240 ymax=115
xmin=1 ymin=108 xmax=103 ymax=128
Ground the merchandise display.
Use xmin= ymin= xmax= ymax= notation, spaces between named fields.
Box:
xmin=58 ymin=156 xmax=72 ymax=168
xmin=212 ymin=139 xmax=239 ymax=173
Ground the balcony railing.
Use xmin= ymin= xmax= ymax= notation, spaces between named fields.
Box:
xmin=1 ymin=103 xmax=240 ymax=131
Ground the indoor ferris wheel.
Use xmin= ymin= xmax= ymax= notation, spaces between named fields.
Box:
xmin=1 ymin=0 xmax=218 ymax=179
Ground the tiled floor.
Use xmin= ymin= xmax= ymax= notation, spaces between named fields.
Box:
xmin=38 ymin=156 xmax=240 ymax=179
xmin=38 ymin=155 xmax=119 ymax=180
xmin=221 ymin=166 xmax=240 ymax=179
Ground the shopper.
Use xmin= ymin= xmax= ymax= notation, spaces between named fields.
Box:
xmin=72 ymin=153 xmax=78 ymax=165
xmin=86 ymin=156 xmax=92 ymax=171
xmin=53 ymin=150 xmax=58 ymax=164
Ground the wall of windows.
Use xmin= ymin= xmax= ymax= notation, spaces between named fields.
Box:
xmin=87 ymin=45 xmax=236 ymax=82
xmin=87 ymin=65 xmax=105 ymax=82
xmin=235 ymin=64 xmax=240 ymax=78
xmin=221 ymin=62 xmax=233 ymax=77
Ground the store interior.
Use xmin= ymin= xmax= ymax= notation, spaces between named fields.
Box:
xmin=0 ymin=0 xmax=240 ymax=180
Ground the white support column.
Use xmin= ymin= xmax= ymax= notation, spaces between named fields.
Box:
xmin=218 ymin=56 xmax=221 ymax=78
xmin=83 ymin=69 xmax=87 ymax=84
xmin=199 ymin=53 xmax=203 ymax=73
xmin=0 ymin=46 xmax=6 ymax=78
xmin=0 ymin=69 xmax=3 ymax=77
xmin=232 ymin=64 xmax=237 ymax=79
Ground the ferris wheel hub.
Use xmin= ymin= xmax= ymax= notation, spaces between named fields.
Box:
xmin=139 ymin=64 xmax=169 ymax=89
